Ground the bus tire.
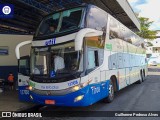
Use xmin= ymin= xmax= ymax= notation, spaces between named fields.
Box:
xmin=137 ymin=71 xmax=143 ymax=84
xmin=142 ymin=69 xmax=145 ymax=82
xmin=103 ymin=80 xmax=114 ymax=103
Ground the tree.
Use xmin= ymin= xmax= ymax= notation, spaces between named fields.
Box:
xmin=137 ymin=17 xmax=157 ymax=40
xmin=147 ymin=42 xmax=153 ymax=47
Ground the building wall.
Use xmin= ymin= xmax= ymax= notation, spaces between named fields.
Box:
xmin=146 ymin=31 xmax=160 ymax=53
xmin=151 ymin=31 xmax=160 ymax=45
xmin=0 ymin=34 xmax=33 ymax=81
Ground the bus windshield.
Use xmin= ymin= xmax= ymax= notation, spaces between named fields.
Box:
xmin=31 ymin=47 xmax=49 ymax=75
xmin=30 ymin=42 xmax=83 ymax=79
xmin=35 ymin=7 xmax=84 ymax=37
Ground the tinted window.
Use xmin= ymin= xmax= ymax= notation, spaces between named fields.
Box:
xmin=88 ymin=50 xmax=96 ymax=69
xmin=87 ymin=49 xmax=99 ymax=70
xmin=85 ymin=36 xmax=104 ymax=66
xmin=87 ymin=6 xmax=107 ymax=32
xmin=60 ymin=10 xmax=82 ymax=32
xmin=35 ymin=8 xmax=83 ymax=37
xmin=19 ymin=59 xmax=30 ymax=76
xmin=85 ymin=36 xmax=105 ymax=73
xmin=109 ymin=16 xmax=122 ymax=39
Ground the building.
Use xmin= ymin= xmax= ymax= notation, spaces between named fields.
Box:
xmin=146 ymin=31 xmax=160 ymax=65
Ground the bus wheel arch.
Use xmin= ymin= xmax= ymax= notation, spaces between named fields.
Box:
xmin=103 ymin=75 xmax=118 ymax=103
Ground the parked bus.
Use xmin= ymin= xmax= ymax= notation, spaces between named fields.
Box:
xmin=15 ymin=41 xmax=31 ymax=102
xmin=18 ymin=56 xmax=30 ymax=101
xmin=16 ymin=4 xmax=147 ymax=106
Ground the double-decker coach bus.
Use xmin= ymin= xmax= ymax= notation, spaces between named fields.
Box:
xmin=16 ymin=4 xmax=147 ymax=106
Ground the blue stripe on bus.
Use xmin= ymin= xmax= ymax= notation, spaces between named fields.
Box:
xmin=18 ymin=86 xmax=31 ymax=102
xmin=30 ymin=80 xmax=111 ymax=106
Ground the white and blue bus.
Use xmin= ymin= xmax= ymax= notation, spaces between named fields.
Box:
xmin=16 ymin=4 xmax=147 ymax=106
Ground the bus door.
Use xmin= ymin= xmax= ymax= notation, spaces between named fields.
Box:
xmin=18 ymin=56 xmax=31 ymax=102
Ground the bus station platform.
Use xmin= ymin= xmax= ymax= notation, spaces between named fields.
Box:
xmin=0 ymin=90 xmax=36 ymax=112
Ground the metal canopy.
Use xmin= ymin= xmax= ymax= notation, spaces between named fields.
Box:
xmin=84 ymin=0 xmax=140 ymax=31
xmin=0 ymin=0 xmax=140 ymax=35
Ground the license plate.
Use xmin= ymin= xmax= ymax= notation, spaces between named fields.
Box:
xmin=45 ymin=100 xmax=55 ymax=105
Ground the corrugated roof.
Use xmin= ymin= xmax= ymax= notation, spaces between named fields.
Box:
xmin=0 ymin=0 xmax=140 ymax=34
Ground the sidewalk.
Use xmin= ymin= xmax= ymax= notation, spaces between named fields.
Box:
xmin=0 ymin=90 xmax=36 ymax=111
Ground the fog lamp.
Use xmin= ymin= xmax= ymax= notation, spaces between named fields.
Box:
xmin=74 ymin=95 xmax=84 ymax=102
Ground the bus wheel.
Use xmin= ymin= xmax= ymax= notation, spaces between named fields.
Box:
xmin=103 ymin=80 xmax=114 ymax=103
xmin=137 ymin=71 xmax=143 ymax=84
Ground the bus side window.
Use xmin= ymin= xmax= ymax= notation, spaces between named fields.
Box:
xmin=87 ymin=50 xmax=99 ymax=72
xmin=19 ymin=57 xmax=30 ymax=76
xmin=109 ymin=16 xmax=121 ymax=40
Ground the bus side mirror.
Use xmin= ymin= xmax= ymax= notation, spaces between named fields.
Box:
xmin=75 ymin=28 xmax=103 ymax=51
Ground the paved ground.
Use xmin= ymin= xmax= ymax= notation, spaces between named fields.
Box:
xmin=0 ymin=90 xmax=36 ymax=111
xmin=3 ymin=66 xmax=160 ymax=120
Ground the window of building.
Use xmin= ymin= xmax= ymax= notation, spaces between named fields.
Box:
xmin=0 ymin=46 xmax=9 ymax=55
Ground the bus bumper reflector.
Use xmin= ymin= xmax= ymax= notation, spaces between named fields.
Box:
xmin=30 ymin=95 xmax=33 ymax=100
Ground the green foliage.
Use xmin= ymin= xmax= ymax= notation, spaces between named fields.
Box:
xmin=137 ymin=17 xmax=157 ymax=40
xmin=147 ymin=42 xmax=153 ymax=46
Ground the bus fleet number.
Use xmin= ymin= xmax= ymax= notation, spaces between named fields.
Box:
xmin=68 ymin=80 xmax=78 ymax=87
xmin=20 ymin=90 xmax=29 ymax=95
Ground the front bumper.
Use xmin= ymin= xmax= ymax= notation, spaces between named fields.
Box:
xmin=30 ymin=86 xmax=91 ymax=106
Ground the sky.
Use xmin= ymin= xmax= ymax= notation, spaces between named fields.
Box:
xmin=128 ymin=0 xmax=160 ymax=30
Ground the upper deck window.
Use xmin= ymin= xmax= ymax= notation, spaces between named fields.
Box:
xmin=87 ymin=6 xmax=107 ymax=32
xmin=35 ymin=7 xmax=84 ymax=37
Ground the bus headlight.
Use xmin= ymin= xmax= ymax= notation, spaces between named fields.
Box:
xmin=28 ymin=86 xmax=34 ymax=91
xmin=74 ymin=95 xmax=84 ymax=102
xmin=71 ymin=80 xmax=92 ymax=92
xmin=72 ymin=85 xmax=81 ymax=92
